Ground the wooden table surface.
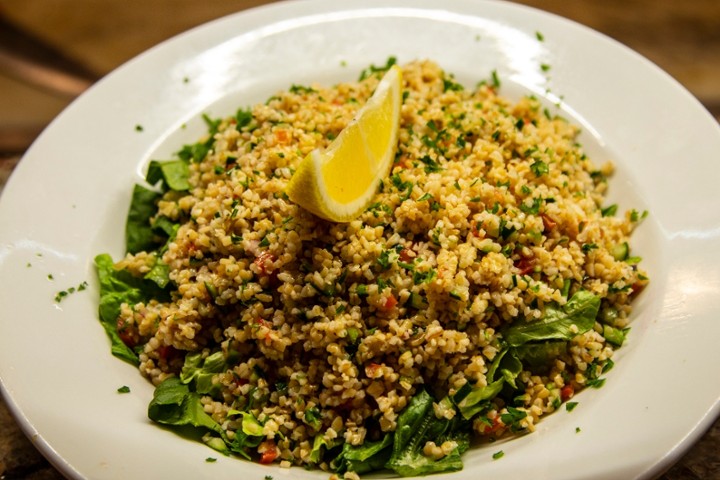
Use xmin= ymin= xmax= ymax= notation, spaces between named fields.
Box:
xmin=0 ymin=1 xmax=718 ymax=479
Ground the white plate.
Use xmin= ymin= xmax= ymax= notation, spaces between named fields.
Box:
xmin=1 ymin=1 xmax=719 ymax=479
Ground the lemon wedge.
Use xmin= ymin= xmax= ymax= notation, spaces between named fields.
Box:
xmin=286 ymin=65 xmax=402 ymax=222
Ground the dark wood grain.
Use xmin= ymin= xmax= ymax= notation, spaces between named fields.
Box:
xmin=0 ymin=1 xmax=718 ymax=479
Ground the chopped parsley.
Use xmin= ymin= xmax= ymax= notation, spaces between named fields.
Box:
xmin=519 ymin=197 xmax=542 ymax=215
xmin=419 ymin=155 xmax=442 ymax=174
xmin=358 ymin=56 xmax=397 ymax=81
xmin=205 ymin=457 xmax=217 ymax=463
xmin=566 ymin=401 xmax=579 ymax=412
xmin=601 ymin=204 xmax=618 ymax=217
xmin=54 ymin=280 xmax=89 ymax=303
xmin=581 ymin=243 xmax=598 ymax=253
xmin=530 ymin=160 xmax=549 ymax=177
xmin=492 ymin=450 xmax=504 ymax=460
xmin=536 ymin=31 xmax=545 ymax=42
xmin=117 ymin=385 xmax=131 ymax=394
xmin=490 ymin=69 xmax=501 ymax=88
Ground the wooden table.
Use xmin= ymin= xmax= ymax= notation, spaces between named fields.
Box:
xmin=1 ymin=1 xmax=718 ymax=478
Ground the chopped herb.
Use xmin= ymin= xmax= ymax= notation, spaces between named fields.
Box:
xmin=530 ymin=160 xmax=549 ymax=177
xmin=566 ymin=401 xmax=578 ymax=412
xmin=515 ymin=118 xmax=525 ymax=130
xmin=536 ymin=31 xmax=545 ymax=42
xmin=630 ymin=209 xmax=649 ymax=222
xmin=358 ymin=56 xmax=397 ymax=81
xmin=581 ymin=243 xmax=598 ymax=253
xmin=491 ymin=69 xmax=501 ymax=88
xmin=205 ymin=457 xmax=217 ymax=463
xmin=586 ymin=371 xmax=607 ymax=389
xmin=47 ymin=274 xmax=54 ymax=280
xmin=419 ymin=155 xmax=442 ymax=174
xmin=135 ymin=124 xmax=144 ymax=132
xmin=117 ymin=385 xmax=131 ymax=394
xmin=519 ymin=197 xmax=542 ymax=215
xmin=500 ymin=407 xmax=527 ymax=431
xmin=413 ymin=269 xmax=437 ymax=285
xmin=54 ymin=280 xmax=89 ymax=303
xmin=417 ymin=192 xmax=433 ymax=202
xmin=492 ymin=450 xmax=504 ymax=460
xmin=377 ymin=246 xmax=402 ymax=270
xmin=289 ymin=84 xmax=317 ymax=94
xmin=601 ymin=204 xmax=618 ymax=217
xmin=576 ymin=427 xmax=581 ymax=433
xmin=235 ymin=108 xmax=254 ymax=131
xmin=540 ymin=63 xmax=551 ymax=72
xmin=443 ymin=76 xmax=464 ymax=92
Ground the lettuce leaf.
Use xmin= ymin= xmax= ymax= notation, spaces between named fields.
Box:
xmin=503 ymin=290 xmax=600 ymax=346
xmin=94 ymin=253 xmax=168 ymax=365
xmin=125 ymin=184 xmax=162 ymax=254
xmin=385 ymin=391 xmax=469 ymax=477
xmin=148 ymin=377 xmax=225 ymax=437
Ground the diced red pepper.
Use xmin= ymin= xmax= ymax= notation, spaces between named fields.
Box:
xmin=561 ymin=385 xmax=575 ymax=401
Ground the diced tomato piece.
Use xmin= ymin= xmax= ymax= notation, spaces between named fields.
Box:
xmin=365 ymin=362 xmax=383 ymax=379
xmin=254 ymin=251 xmax=276 ymax=276
xmin=116 ymin=318 xmax=138 ymax=348
xmin=275 ymin=129 xmax=289 ymax=144
xmin=380 ymin=294 xmax=397 ymax=312
xmin=541 ymin=214 xmax=557 ymax=231
xmin=561 ymin=385 xmax=575 ymax=401
xmin=631 ymin=282 xmax=646 ymax=296
xmin=479 ymin=415 xmax=504 ymax=435
xmin=157 ymin=345 xmax=179 ymax=362
xmin=254 ymin=318 xmax=271 ymax=328
xmin=260 ymin=450 xmax=277 ymax=464
xmin=399 ymin=248 xmax=414 ymax=263
xmin=515 ymin=256 xmax=535 ymax=275
xmin=258 ymin=440 xmax=278 ymax=464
